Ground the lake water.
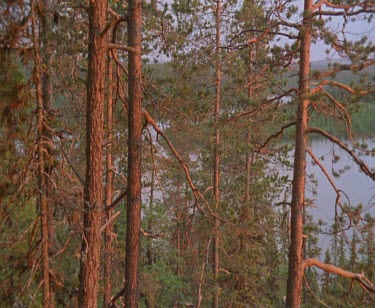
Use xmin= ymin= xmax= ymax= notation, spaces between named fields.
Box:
xmin=275 ymin=137 xmax=375 ymax=250
xmin=306 ymin=138 xmax=375 ymax=248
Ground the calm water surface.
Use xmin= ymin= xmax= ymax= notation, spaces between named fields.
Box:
xmin=306 ymin=138 xmax=375 ymax=247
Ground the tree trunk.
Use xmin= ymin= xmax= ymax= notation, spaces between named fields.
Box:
xmin=286 ymin=0 xmax=312 ymax=306
xmin=103 ymin=54 xmax=115 ymax=307
xmin=31 ymin=1 xmax=52 ymax=306
xmin=40 ymin=1 xmax=55 ymax=305
xmin=213 ymin=1 xmax=221 ymax=307
xmin=244 ymin=46 xmax=254 ymax=217
xmin=78 ymin=0 xmax=108 ymax=306
xmin=125 ymin=0 xmax=143 ymax=306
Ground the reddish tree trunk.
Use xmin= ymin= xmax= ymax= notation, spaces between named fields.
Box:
xmin=212 ymin=1 xmax=221 ymax=307
xmin=103 ymin=56 xmax=115 ymax=307
xmin=31 ymin=1 xmax=52 ymax=306
xmin=78 ymin=1 xmax=108 ymax=306
xmin=286 ymin=0 xmax=312 ymax=306
xmin=125 ymin=0 xmax=143 ymax=306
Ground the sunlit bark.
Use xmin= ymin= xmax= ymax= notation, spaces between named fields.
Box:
xmin=78 ymin=0 xmax=108 ymax=306
xmin=125 ymin=0 xmax=143 ymax=305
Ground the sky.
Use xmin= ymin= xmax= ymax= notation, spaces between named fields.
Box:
xmin=294 ymin=0 xmax=375 ymax=61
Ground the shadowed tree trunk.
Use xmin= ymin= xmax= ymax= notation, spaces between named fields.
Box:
xmin=78 ymin=0 xmax=108 ymax=306
xmin=286 ymin=0 xmax=312 ymax=306
xmin=40 ymin=1 xmax=55 ymax=305
xmin=213 ymin=0 xmax=221 ymax=307
xmin=125 ymin=0 xmax=143 ymax=306
xmin=31 ymin=1 xmax=52 ymax=306
xmin=103 ymin=54 xmax=115 ymax=307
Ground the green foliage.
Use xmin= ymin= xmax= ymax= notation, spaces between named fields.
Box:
xmin=1 ymin=0 xmax=375 ymax=306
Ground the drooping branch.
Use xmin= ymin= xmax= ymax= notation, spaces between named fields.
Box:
xmin=304 ymin=258 xmax=375 ymax=294
xmin=143 ymin=109 xmax=223 ymax=222
xmin=57 ymin=142 xmax=85 ymax=185
xmin=307 ymin=148 xmax=341 ymax=203
xmin=306 ymin=148 xmax=353 ymax=233
xmin=307 ymin=127 xmax=375 ymax=180
xmin=105 ymin=190 xmax=127 ymax=211
xmin=315 ymin=87 xmax=353 ymax=138
xmin=257 ymin=121 xmax=295 ymax=153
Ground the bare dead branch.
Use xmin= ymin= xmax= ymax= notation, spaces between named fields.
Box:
xmin=108 ymin=43 xmax=138 ymax=54
xmin=143 ymin=109 xmax=223 ymax=222
xmin=140 ymin=228 xmax=165 ymax=239
xmin=109 ymin=287 xmax=125 ymax=307
xmin=257 ymin=121 xmax=296 ymax=153
xmin=307 ymin=148 xmax=341 ymax=204
xmin=105 ymin=190 xmax=127 ymax=211
xmin=57 ymin=143 xmax=85 ymax=185
xmin=100 ymin=211 xmax=121 ymax=233
xmin=303 ymin=275 xmax=331 ymax=307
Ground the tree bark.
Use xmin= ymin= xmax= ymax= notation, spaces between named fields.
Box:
xmin=125 ymin=0 xmax=143 ymax=306
xmin=41 ymin=0 xmax=55 ymax=305
xmin=103 ymin=54 xmax=114 ymax=307
xmin=78 ymin=0 xmax=108 ymax=306
xmin=286 ymin=0 xmax=312 ymax=306
xmin=213 ymin=1 xmax=221 ymax=307
xmin=31 ymin=1 xmax=52 ymax=306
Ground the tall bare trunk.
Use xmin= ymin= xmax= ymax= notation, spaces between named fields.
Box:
xmin=213 ymin=0 xmax=221 ymax=307
xmin=286 ymin=0 xmax=312 ymax=306
xmin=125 ymin=0 xmax=143 ymax=306
xmin=31 ymin=1 xmax=52 ymax=306
xmin=176 ymin=177 xmax=182 ymax=276
xmin=40 ymin=1 xmax=55 ymax=305
xmin=244 ymin=47 xmax=254 ymax=216
xmin=103 ymin=55 xmax=114 ymax=307
xmin=78 ymin=1 xmax=108 ymax=306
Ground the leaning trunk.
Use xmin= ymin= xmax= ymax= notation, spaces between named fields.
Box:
xmin=125 ymin=0 xmax=143 ymax=306
xmin=78 ymin=0 xmax=108 ymax=306
xmin=286 ymin=0 xmax=312 ymax=306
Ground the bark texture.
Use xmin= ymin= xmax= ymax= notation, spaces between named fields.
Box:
xmin=31 ymin=1 xmax=52 ymax=306
xmin=78 ymin=1 xmax=108 ymax=306
xmin=104 ymin=56 xmax=114 ymax=307
xmin=125 ymin=0 xmax=143 ymax=306
xmin=213 ymin=1 xmax=221 ymax=307
xmin=286 ymin=0 xmax=312 ymax=306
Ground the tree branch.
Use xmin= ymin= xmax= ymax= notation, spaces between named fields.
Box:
xmin=143 ymin=109 xmax=223 ymax=222
xmin=140 ymin=228 xmax=165 ymax=239
xmin=107 ymin=43 xmax=138 ymax=54
xmin=304 ymin=258 xmax=375 ymax=293
xmin=105 ymin=190 xmax=127 ymax=211
xmin=312 ymin=79 xmax=372 ymax=96
xmin=313 ymin=61 xmax=375 ymax=79
xmin=307 ymin=127 xmax=375 ymax=180
xmin=100 ymin=211 xmax=121 ymax=233
xmin=257 ymin=121 xmax=296 ymax=153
